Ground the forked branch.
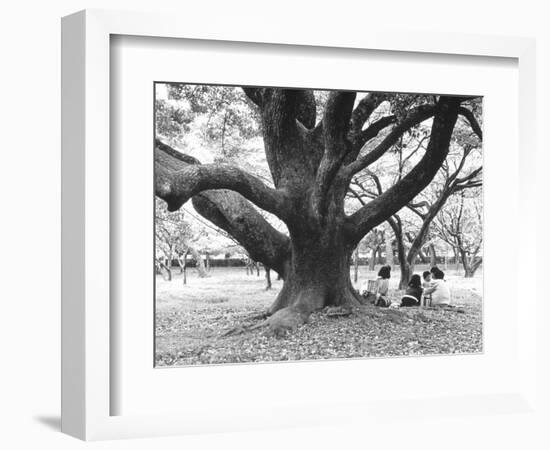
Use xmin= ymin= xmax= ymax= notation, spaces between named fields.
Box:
xmin=155 ymin=159 xmax=289 ymax=219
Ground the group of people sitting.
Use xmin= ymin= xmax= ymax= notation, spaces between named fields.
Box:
xmin=361 ymin=265 xmax=451 ymax=308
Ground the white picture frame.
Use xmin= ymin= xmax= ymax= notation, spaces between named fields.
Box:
xmin=61 ymin=9 xmax=537 ymax=441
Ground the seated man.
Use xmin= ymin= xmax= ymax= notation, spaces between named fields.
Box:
xmin=422 ymin=268 xmax=451 ymax=306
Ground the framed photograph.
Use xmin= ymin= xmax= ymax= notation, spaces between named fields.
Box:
xmin=61 ymin=9 xmax=537 ymax=441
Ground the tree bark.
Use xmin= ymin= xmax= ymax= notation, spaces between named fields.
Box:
xmin=266 ymin=230 xmax=361 ymax=320
xmin=385 ymin=228 xmax=394 ymax=267
xmin=265 ymin=266 xmax=272 ymax=290
xmin=353 ymin=246 xmax=359 ymax=283
xmin=429 ymin=244 xmax=437 ymax=267
xmin=188 ymin=246 xmax=207 ymax=278
xmin=177 ymin=249 xmax=189 ymax=284
xmin=461 ymin=252 xmax=482 ymax=278
xmin=387 ymin=216 xmax=411 ymax=290
xmin=368 ymin=246 xmax=378 ymax=271
xmin=205 ymin=252 xmax=211 ymax=273
xmin=470 ymin=257 xmax=483 ymax=277
xmin=156 ymin=259 xmax=172 ymax=281
xmin=183 ymin=259 xmax=187 ymax=285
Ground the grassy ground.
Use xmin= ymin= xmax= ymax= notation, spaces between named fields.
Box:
xmin=155 ymin=265 xmax=483 ymax=366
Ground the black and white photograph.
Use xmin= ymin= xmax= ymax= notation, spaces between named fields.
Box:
xmin=154 ymin=84 xmax=483 ymax=366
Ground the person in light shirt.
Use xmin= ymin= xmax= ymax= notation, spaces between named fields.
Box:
xmin=422 ymin=268 xmax=451 ymax=306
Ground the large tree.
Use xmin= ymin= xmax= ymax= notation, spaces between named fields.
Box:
xmin=155 ymin=87 xmax=478 ymax=333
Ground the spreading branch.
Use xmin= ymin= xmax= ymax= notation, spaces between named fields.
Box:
xmin=343 ymin=104 xmax=437 ymax=177
xmin=352 ymin=115 xmax=398 ymax=153
xmin=155 ymin=146 xmax=289 ymax=219
xmin=311 ymin=91 xmax=356 ymax=218
xmin=349 ymin=92 xmax=388 ymax=139
xmin=345 ymin=97 xmax=462 ymax=244
xmin=458 ymin=106 xmax=483 ymax=139
xmin=155 ymin=140 xmax=291 ymax=275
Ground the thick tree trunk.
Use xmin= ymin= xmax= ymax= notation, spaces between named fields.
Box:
xmin=266 ymin=232 xmax=361 ymax=331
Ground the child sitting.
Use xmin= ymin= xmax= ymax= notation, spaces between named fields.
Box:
xmin=400 ymin=274 xmax=423 ymax=307
xmin=422 ymin=270 xmax=433 ymax=306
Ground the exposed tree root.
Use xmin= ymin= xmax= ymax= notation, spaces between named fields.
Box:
xmin=219 ymin=298 xmax=361 ymax=338
xmin=220 ymin=306 xmax=308 ymax=338
xmin=324 ymin=305 xmax=353 ymax=317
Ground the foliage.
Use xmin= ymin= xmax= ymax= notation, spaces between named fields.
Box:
xmin=156 ymin=84 xmax=261 ymax=161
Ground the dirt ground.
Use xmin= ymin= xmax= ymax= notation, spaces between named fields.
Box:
xmin=155 ymin=265 xmax=483 ymax=366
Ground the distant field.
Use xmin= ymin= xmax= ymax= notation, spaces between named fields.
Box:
xmin=155 ymin=265 xmax=483 ymax=366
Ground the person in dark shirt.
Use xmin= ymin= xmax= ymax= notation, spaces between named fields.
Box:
xmin=400 ymin=274 xmax=423 ymax=307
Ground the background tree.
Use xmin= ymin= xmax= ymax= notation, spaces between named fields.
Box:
xmin=362 ymin=228 xmax=385 ymax=271
xmin=155 ymin=202 xmax=209 ymax=281
xmin=155 ymin=85 xmax=480 ymax=332
xmin=349 ymin=108 xmax=482 ymax=287
xmin=434 ymin=189 xmax=483 ymax=277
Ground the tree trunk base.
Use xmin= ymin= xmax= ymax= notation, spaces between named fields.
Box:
xmin=264 ymin=306 xmax=309 ymax=336
xmin=221 ymin=290 xmax=361 ymax=338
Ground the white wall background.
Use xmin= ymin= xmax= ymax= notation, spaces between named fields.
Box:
xmin=0 ymin=1 xmax=548 ymax=449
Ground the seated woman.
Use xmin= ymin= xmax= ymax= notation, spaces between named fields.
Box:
xmin=422 ymin=268 xmax=451 ymax=306
xmin=374 ymin=265 xmax=391 ymax=307
xmin=400 ymin=274 xmax=423 ymax=306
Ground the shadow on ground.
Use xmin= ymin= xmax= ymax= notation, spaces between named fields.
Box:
xmin=34 ymin=415 xmax=61 ymax=431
